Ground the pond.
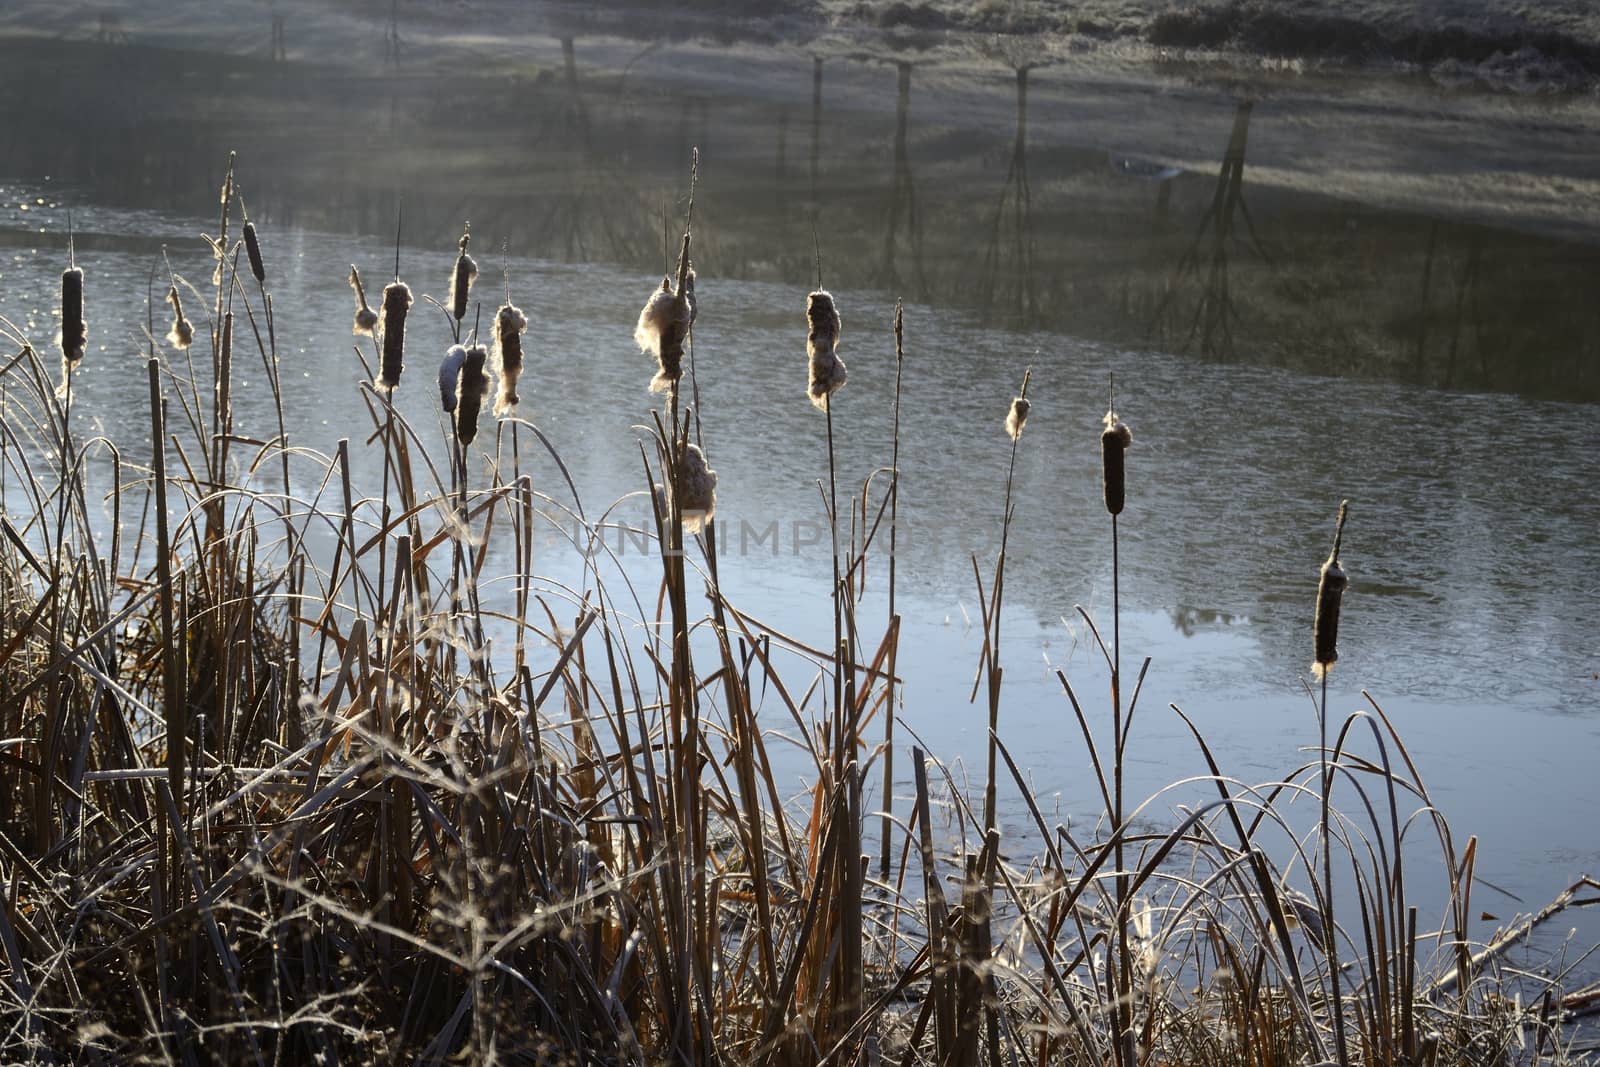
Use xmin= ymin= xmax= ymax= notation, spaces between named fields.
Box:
xmin=1 ymin=7 xmax=1597 ymax=964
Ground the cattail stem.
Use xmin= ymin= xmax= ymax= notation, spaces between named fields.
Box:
xmin=878 ymin=300 xmax=905 ymax=881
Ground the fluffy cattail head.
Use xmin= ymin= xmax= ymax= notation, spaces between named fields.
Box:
xmin=60 ymin=266 xmax=86 ymax=365
xmin=449 ymin=228 xmax=477 ymax=323
xmin=349 ymin=266 xmax=378 ymax=336
xmin=378 ymin=280 xmax=413 ymax=392
xmin=635 ymin=270 xmax=695 ymax=395
xmin=165 ymin=286 xmax=194 ymax=350
xmin=456 ymin=344 xmax=490 ymax=445
xmin=243 ymin=221 xmax=266 ymax=285
xmin=806 ymin=289 xmax=846 ymax=411
xmin=493 ymin=302 xmax=528 ymax=418
xmin=678 ymin=443 xmax=718 ymax=534
xmin=1005 ymin=371 xmax=1032 ymax=441
xmin=1312 ymin=501 xmax=1350 ymax=680
xmin=438 ymin=344 xmax=467 ymax=413
xmin=1101 ymin=409 xmax=1132 ymax=515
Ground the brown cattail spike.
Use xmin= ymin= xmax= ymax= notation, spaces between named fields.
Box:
xmin=806 ymin=289 xmax=846 ymax=411
xmin=165 ymin=286 xmax=194 ymax=350
xmin=349 ymin=266 xmax=378 ymax=336
xmin=678 ymin=443 xmax=718 ymax=534
xmin=449 ymin=227 xmax=477 ymax=323
xmin=60 ymin=266 xmax=86 ymax=365
xmin=1312 ymin=500 xmax=1350 ymax=680
xmin=243 ymin=221 xmax=266 ymax=285
xmin=378 ymin=280 xmax=412 ymax=392
xmin=1101 ymin=409 xmax=1132 ymax=515
xmin=438 ymin=344 xmax=467 ymax=414
xmin=493 ymin=302 xmax=527 ymax=418
xmin=456 ymin=344 xmax=489 ymax=445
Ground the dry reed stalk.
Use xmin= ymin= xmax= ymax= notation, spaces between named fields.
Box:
xmin=1313 ymin=500 xmax=1350 ymax=679
xmin=349 ymin=266 xmax=379 ymax=336
xmin=492 ymin=302 xmax=527 ymax=417
xmin=378 ymin=281 xmax=412 ymax=392
xmin=805 ymin=289 xmax=845 ymax=410
xmin=164 ymin=286 xmax=194 ymax=350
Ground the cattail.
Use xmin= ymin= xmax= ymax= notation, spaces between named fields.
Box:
xmin=349 ymin=266 xmax=379 ymax=336
xmin=449 ymin=227 xmax=477 ymax=323
xmin=438 ymin=344 xmax=467 ymax=413
xmin=806 ymin=288 xmax=846 ymax=411
xmin=1101 ymin=409 xmax=1132 ymax=515
xmin=378 ymin=280 xmax=412 ymax=392
xmin=677 ymin=443 xmax=717 ymax=534
xmin=211 ymin=152 xmax=235 ymax=287
xmin=1005 ymin=396 xmax=1030 ymax=441
xmin=493 ymin=302 xmax=527 ymax=417
xmin=165 ymin=286 xmax=194 ymax=350
xmin=456 ymin=344 xmax=489 ymax=445
xmin=243 ymin=221 xmax=266 ymax=285
xmin=60 ymin=266 xmax=86 ymax=366
xmin=1312 ymin=501 xmax=1350 ymax=680
xmin=634 ymin=269 xmax=695 ymax=394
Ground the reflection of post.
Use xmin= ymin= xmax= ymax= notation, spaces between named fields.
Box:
xmin=880 ymin=62 xmax=926 ymax=294
xmin=1414 ymin=221 xmax=1439 ymax=382
xmin=271 ymin=15 xmax=286 ymax=63
xmin=1151 ymin=99 xmax=1268 ymax=359
xmin=981 ymin=65 xmax=1037 ymax=317
xmin=385 ymin=0 xmax=401 ymax=67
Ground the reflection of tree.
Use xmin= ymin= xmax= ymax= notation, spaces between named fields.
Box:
xmin=979 ymin=64 xmax=1039 ymax=319
xmin=877 ymin=62 xmax=927 ymax=295
xmin=1152 ymin=100 xmax=1270 ymax=359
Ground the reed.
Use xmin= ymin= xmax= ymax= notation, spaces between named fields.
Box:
xmin=0 ymin=164 xmax=1581 ymax=1067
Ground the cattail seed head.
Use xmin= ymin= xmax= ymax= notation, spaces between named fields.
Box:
xmin=635 ymin=270 xmax=695 ymax=395
xmin=378 ymin=280 xmax=413 ymax=392
xmin=678 ymin=443 xmax=718 ymax=534
xmin=349 ymin=266 xmax=378 ymax=336
xmin=1005 ymin=396 xmax=1030 ymax=441
xmin=449 ymin=228 xmax=477 ymax=323
xmin=438 ymin=344 xmax=467 ymax=413
xmin=165 ymin=286 xmax=194 ymax=350
xmin=1101 ymin=410 xmax=1131 ymax=515
xmin=60 ymin=266 xmax=86 ymax=366
xmin=243 ymin=221 xmax=266 ymax=285
xmin=493 ymin=302 xmax=528 ymax=418
xmin=1312 ymin=501 xmax=1350 ymax=680
xmin=456 ymin=344 xmax=490 ymax=445
xmin=806 ymin=289 xmax=846 ymax=411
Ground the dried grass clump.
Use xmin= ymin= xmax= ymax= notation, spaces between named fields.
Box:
xmin=1101 ymin=408 xmax=1132 ymax=515
xmin=678 ymin=443 xmax=717 ymax=534
xmin=449 ymin=228 xmax=477 ymax=324
xmin=806 ymin=289 xmax=845 ymax=411
xmin=59 ymin=266 xmax=86 ymax=368
xmin=493 ymin=302 xmax=527 ymax=417
xmin=349 ymin=266 xmax=379 ymax=336
xmin=635 ymin=269 xmax=696 ymax=394
xmin=164 ymin=285 xmax=194 ymax=350
xmin=456 ymin=343 xmax=490 ymax=445
xmin=1312 ymin=500 xmax=1350 ymax=679
xmin=378 ymin=280 xmax=413 ymax=392
xmin=438 ymin=344 xmax=468 ymax=414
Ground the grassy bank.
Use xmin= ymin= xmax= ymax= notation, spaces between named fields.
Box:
xmin=0 ymin=155 xmax=1594 ymax=1064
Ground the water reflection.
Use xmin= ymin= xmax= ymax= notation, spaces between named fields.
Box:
xmin=2 ymin=29 xmax=1597 ymax=397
